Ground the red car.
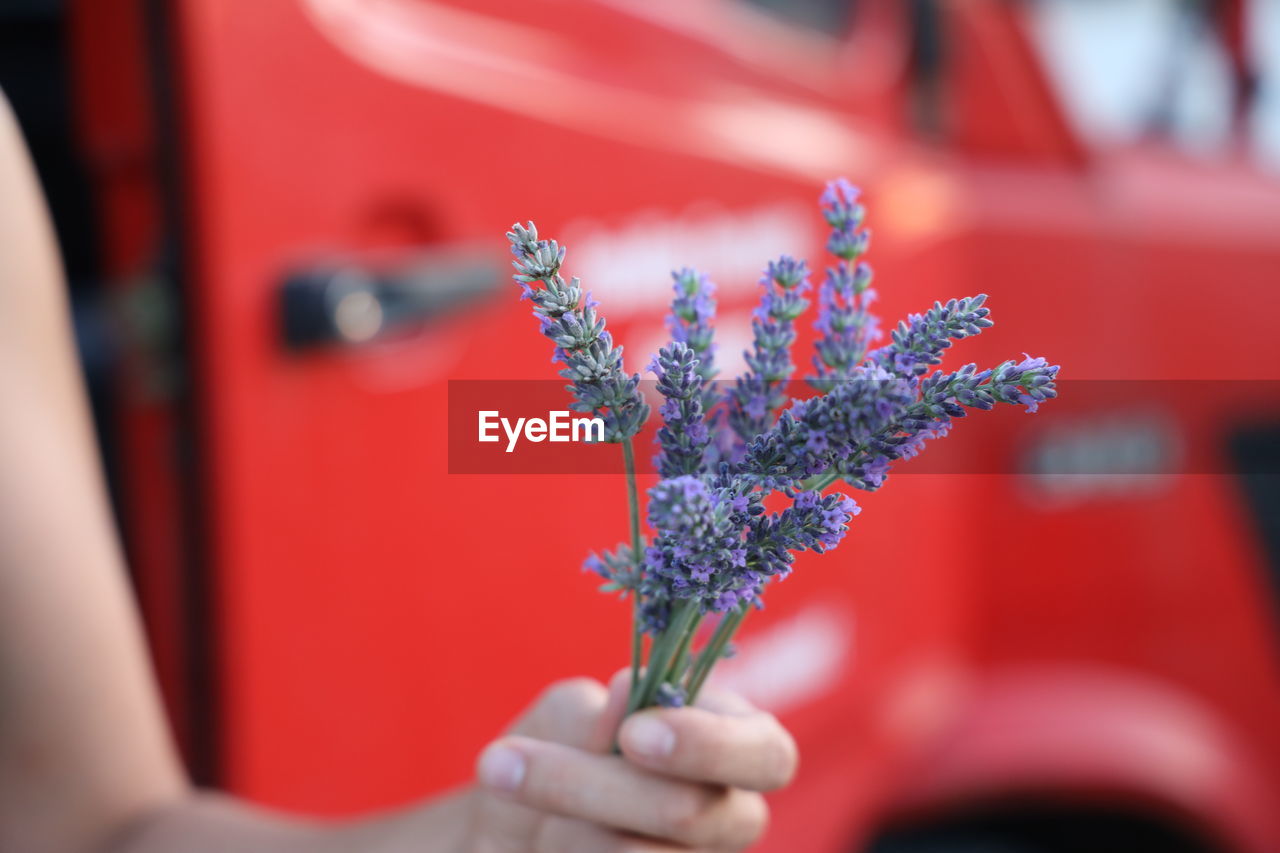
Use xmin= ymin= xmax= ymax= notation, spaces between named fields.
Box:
xmin=29 ymin=0 xmax=1280 ymax=849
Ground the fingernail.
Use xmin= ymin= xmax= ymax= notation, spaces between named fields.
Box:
xmin=623 ymin=715 xmax=676 ymax=759
xmin=477 ymin=743 xmax=526 ymax=792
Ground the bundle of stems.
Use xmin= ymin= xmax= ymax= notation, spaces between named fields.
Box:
xmin=508 ymin=178 xmax=1059 ymax=721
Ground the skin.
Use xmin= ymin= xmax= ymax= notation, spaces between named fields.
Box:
xmin=0 ymin=93 xmax=797 ymax=853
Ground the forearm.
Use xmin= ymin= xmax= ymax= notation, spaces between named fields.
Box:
xmin=0 ymin=91 xmax=187 ymax=853
xmin=100 ymin=789 xmax=475 ymax=853
xmin=0 ymin=94 xmax=480 ymax=853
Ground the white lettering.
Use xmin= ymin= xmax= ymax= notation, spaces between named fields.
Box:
xmin=482 ymin=410 xmax=607 ymax=451
xmin=502 ymin=417 xmax=526 ymax=453
xmin=574 ymin=417 xmax=605 ymax=443
xmin=477 ymin=411 xmax=500 ymax=442
xmin=549 ymin=411 xmax=570 ymax=442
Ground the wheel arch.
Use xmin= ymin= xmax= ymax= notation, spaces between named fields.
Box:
xmin=877 ymin=665 xmax=1280 ymax=853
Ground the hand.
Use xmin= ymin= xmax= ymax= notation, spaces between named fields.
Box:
xmin=465 ymin=672 xmax=797 ymax=852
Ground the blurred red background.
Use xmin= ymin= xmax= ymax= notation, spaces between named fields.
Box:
xmin=5 ymin=1 xmax=1280 ymax=850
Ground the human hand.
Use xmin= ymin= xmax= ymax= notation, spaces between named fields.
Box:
xmin=466 ymin=672 xmax=797 ymax=852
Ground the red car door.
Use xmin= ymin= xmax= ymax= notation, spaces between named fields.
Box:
xmin=70 ymin=1 xmax=1280 ymax=850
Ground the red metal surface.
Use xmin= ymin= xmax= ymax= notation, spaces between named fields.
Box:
xmin=71 ymin=0 xmax=1280 ymax=849
xmin=68 ymin=0 xmax=195 ymax=750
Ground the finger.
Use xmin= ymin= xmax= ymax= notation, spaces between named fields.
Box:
xmin=476 ymin=735 xmax=768 ymax=849
xmin=478 ymin=677 xmax=611 ymax=848
xmin=468 ymin=794 xmax=549 ymax=851
xmin=583 ymin=668 xmax=633 ymax=753
xmin=617 ymin=707 xmax=798 ymax=792
xmin=693 ymin=686 xmax=757 ymax=717
xmin=534 ymin=816 xmax=689 ymax=853
xmin=510 ymin=677 xmax=609 ymax=748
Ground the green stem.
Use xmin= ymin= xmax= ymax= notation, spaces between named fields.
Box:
xmin=622 ymin=439 xmax=644 ymax=693
xmin=685 ymin=606 xmax=748 ymax=704
xmin=628 ymin=599 xmax=699 ymax=714
xmin=665 ymin=613 xmax=703 ymax=688
xmin=801 ymin=468 xmax=840 ymax=492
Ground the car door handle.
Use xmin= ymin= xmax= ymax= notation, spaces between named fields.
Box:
xmin=279 ymin=248 xmax=499 ymax=349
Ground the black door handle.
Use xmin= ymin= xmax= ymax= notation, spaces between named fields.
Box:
xmin=279 ymin=249 xmax=499 ymax=349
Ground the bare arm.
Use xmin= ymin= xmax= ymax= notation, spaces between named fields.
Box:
xmin=0 ymin=91 xmax=188 ymax=853
xmin=0 ymin=93 xmax=794 ymax=853
xmin=0 ymin=90 xmax=472 ymax=853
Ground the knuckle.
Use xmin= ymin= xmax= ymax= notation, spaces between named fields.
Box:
xmin=522 ymin=751 xmax=576 ymax=811
xmin=723 ymin=790 xmax=770 ymax=849
xmin=539 ymin=677 xmax=606 ymax=715
xmin=766 ymin=724 xmax=799 ymax=788
xmin=659 ymin=785 xmax=721 ymax=839
xmin=534 ymin=816 xmax=608 ymax=853
xmin=607 ymin=667 xmax=632 ymax=691
xmin=531 ymin=815 xmax=562 ymax=853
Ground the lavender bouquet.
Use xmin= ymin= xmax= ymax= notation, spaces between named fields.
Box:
xmin=506 ymin=179 xmax=1058 ymax=717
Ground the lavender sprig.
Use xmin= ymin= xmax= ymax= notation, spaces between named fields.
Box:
xmin=990 ymin=355 xmax=1060 ymax=413
xmin=727 ymin=256 xmax=812 ymax=442
xmin=747 ymin=490 xmax=861 ymax=581
xmin=507 ymin=222 xmax=649 ymax=441
xmin=651 ymin=342 xmax=711 ymax=478
xmin=584 ymin=543 xmax=641 ymax=594
xmin=735 ymin=490 xmax=860 ymax=597
xmin=682 ymin=489 xmax=860 ymax=704
xmin=823 ymin=357 xmax=1061 ymax=491
xmin=643 ymin=476 xmax=757 ymax=614
xmin=740 ymin=366 xmax=916 ymax=491
xmin=871 ymin=295 xmax=994 ymax=379
xmin=813 ymin=179 xmax=880 ymax=388
xmin=821 ymin=177 xmax=871 ymax=258
xmin=635 ymin=474 xmax=866 ymax=710
xmin=668 ymin=268 xmax=719 ymax=408
xmin=509 ymin=221 xmax=652 ymax=692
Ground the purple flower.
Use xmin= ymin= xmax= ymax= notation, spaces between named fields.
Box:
xmin=639 ymin=588 xmax=672 ymax=635
xmin=814 ymin=264 xmax=879 ymax=366
xmin=812 ymin=180 xmax=881 ymax=387
xmin=643 ymin=476 xmax=763 ymax=615
xmin=655 ymin=683 xmax=687 ymax=707
xmin=871 ymin=295 xmax=994 ymax=378
xmin=895 ymin=419 xmax=951 ymax=460
xmin=651 ymin=342 xmax=711 ymax=477
xmin=584 ymin=543 xmax=641 ymax=594
xmin=746 ymin=490 xmax=860 ymax=581
xmin=820 ymin=178 xmax=862 ymax=229
xmin=821 ymin=178 xmax=869 ymax=260
xmin=507 ymin=222 xmax=649 ymax=441
xmin=740 ymin=366 xmax=916 ymax=490
xmin=727 ymin=256 xmax=812 ymax=442
xmin=915 ymin=358 xmax=1058 ymax=420
xmin=764 ymin=255 xmax=810 ymax=290
xmin=833 ymin=359 xmax=1060 ymax=491
xmin=990 ymin=354 xmax=1060 ymax=412
xmin=667 ymin=268 xmax=719 ymax=412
